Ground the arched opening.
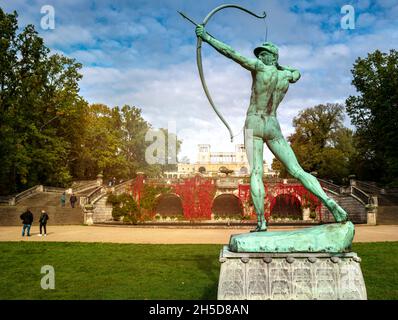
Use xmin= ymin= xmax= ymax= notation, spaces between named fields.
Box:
xmin=212 ymin=194 xmax=243 ymax=216
xmin=198 ymin=166 xmax=206 ymax=174
xmin=155 ymin=194 xmax=183 ymax=217
xmin=270 ymin=194 xmax=302 ymax=219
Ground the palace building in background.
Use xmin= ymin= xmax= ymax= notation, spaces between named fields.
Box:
xmin=164 ymin=144 xmax=272 ymax=178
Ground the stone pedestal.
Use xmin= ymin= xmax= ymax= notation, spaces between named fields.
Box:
xmin=367 ymin=210 xmax=377 ymax=225
xmin=84 ymin=211 xmax=94 ymax=225
xmin=218 ymin=246 xmax=367 ymax=300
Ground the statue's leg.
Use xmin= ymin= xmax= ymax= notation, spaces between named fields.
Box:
xmin=245 ymin=132 xmax=267 ymax=231
xmin=265 ymin=136 xmax=348 ymax=222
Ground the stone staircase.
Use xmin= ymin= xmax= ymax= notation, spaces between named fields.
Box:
xmin=91 ymin=180 xmax=134 ymax=223
xmin=92 ymin=196 xmax=113 ymax=223
xmin=0 ymin=192 xmax=84 ymax=226
xmin=321 ymin=191 xmax=367 ymax=224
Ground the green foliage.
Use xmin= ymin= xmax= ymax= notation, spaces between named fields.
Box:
xmin=346 ymin=49 xmax=398 ymax=184
xmin=158 ymin=128 xmax=182 ymax=172
xmin=107 ymin=193 xmax=139 ymax=223
xmin=272 ymin=103 xmax=356 ymax=184
xmin=0 ymin=8 xmax=86 ymax=193
xmin=105 ymin=193 xmax=120 ymax=206
xmin=0 ymin=9 xmax=182 ymax=195
xmin=139 ymin=184 xmax=171 ymax=212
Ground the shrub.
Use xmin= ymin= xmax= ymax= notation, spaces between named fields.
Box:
xmin=108 ymin=193 xmax=140 ymax=222
xmin=106 ymin=193 xmax=121 ymax=206
xmin=112 ymin=206 xmax=126 ymax=220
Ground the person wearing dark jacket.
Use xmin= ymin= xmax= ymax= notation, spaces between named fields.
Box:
xmin=20 ymin=209 xmax=34 ymax=237
xmin=70 ymin=193 xmax=77 ymax=208
xmin=38 ymin=210 xmax=49 ymax=237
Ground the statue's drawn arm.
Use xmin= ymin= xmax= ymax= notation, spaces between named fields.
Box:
xmin=278 ymin=65 xmax=301 ymax=83
xmin=199 ymin=30 xmax=259 ymax=71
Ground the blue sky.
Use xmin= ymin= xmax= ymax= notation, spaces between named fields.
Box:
xmin=1 ymin=0 xmax=397 ymax=166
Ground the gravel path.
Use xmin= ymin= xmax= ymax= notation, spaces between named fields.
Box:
xmin=0 ymin=224 xmax=397 ymax=244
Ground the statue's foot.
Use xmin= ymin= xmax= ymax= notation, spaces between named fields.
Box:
xmin=250 ymin=220 xmax=267 ymax=232
xmin=325 ymin=198 xmax=348 ymax=222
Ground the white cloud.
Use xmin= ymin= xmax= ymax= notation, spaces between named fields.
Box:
xmin=2 ymin=0 xmax=397 ymax=169
xmin=356 ymin=13 xmax=377 ymax=28
xmin=42 ymin=25 xmax=95 ymax=48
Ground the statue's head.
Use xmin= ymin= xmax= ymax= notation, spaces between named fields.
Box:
xmin=254 ymin=42 xmax=279 ymax=66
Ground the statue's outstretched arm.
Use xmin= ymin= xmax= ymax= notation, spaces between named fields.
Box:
xmin=278 ymin=65 xmax=301 ymax=83
xmin=196 ymin=25 xmax=258 ymax=71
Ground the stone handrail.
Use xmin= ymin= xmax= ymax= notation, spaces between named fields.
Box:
xmin=14 ymin=185 xmax=43 ymax=204
xmin=88 ymin=179 xmax=134 ymax=205
xmin=351 ymin=186 xmax=371 ymax=205
xmin=2 ymin=185 xmax=60 ymax=205
xmin=317 ymin=179 xmax=341 ymax=195
xmin=71 ymin=179 xmax=97 ymax=187
xmin=43 ymin=186 xmax=66 ymax=193
xmin=87 ymin=186 xmax=105 ymax=204
xmin=72 ymin=181 xmax=100 ymax=194
xmin=0 ymin=196 xmax=13 ymax=205
xmin=353 ymin=180 xmax=383 ymax=195
xmin=113 ymin=179 xmax=134 ymax=193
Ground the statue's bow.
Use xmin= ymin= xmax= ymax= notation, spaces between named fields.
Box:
xmin=179 ymin=4 xmax=266 ymax=142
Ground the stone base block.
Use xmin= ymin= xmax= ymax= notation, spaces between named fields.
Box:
xmin=218 ymin=246 xmax=367 ymax=300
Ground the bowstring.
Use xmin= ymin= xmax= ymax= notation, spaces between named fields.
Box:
xmin=264 ymin=17 xmax=268 ymax=42
xmin=231 ymin=125 xmax=245 ymax=141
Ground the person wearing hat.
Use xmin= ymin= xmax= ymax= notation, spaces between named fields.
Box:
xmin=195 ymin=25 xmax=348 ymax=232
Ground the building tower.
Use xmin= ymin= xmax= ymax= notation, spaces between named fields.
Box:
xmin=197 ymin=144 xmax=211 ymax=164
xmin=235 ymin=144 xmax=247 ymax=163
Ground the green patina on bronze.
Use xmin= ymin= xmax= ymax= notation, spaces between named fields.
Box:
xmin=180 ymin=5 xmax=353 ymax=252
xmin=229 ymin=221 xmax=355 ymax=253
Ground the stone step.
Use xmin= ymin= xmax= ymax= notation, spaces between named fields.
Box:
xmin=0 ymin=205 xmax=83 ymax=226
xmin=321 ymin=192 xmax=367 ymax=224
xmin=92 ymin=195 xmax=113 ymax=222
xmin=0 ymin=191 xmax=84 ymax=225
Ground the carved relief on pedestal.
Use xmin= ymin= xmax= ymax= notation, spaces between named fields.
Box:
xmin=218 ymin=247 xmax=367 ymax=300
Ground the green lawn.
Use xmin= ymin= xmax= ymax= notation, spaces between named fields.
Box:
xmin=0 ymin=241 xmax=397 ymax=300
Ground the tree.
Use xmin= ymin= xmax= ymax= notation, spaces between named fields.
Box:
xmin=0 ymin=8 xmax=183 ymax=194
xmin=0 ymin=9 xmax=85 ymax=194
xmin=272 ymin=103 xmax=355 ymax=184
xmin=71 ymin=103 xmax=125 ymax=180
xmin=119 ymin=105 xmax=152 ymax=176
xmin=158 ymin=127 xmax=182 ymax=173
xmin=72 ymin=104 xmax=182 ymax=181
xmin=346 ymin=49 xmax=398 ymax=185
